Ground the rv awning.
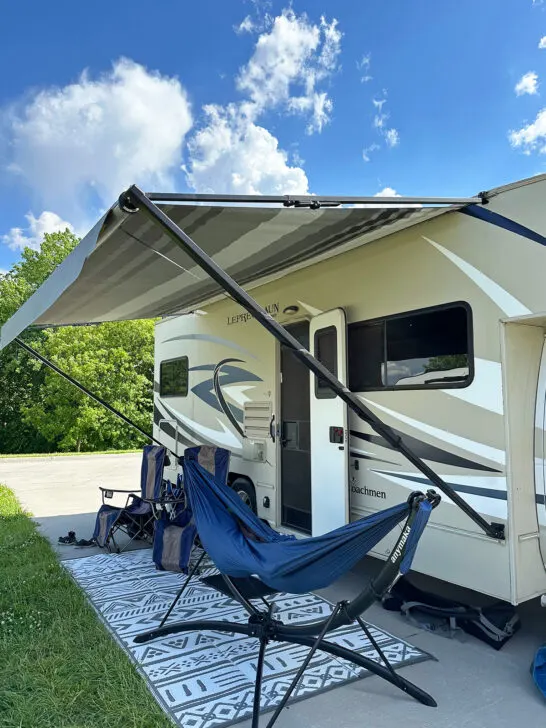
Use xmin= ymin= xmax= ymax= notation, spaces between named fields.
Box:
xmin=0 ymin=194 xmax=467 ymax=351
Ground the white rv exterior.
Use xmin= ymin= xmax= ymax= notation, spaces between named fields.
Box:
xmin=152 ymin=175 xmax=546 ymax=605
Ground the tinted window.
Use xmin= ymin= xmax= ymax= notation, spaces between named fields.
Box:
xmin=160 ymin=357 xmax=189 ymax=397
xmin=348 ymin=304 xmax=472 ymax=391
xmin=314 ymin=326 xmax=337 ymax=398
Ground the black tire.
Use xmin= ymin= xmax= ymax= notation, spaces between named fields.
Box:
xmin=230 ymin=477 xmax=257 ymax=513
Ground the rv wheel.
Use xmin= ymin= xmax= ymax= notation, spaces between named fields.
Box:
xmin=231 ymin=478 xmax=257 ymax=514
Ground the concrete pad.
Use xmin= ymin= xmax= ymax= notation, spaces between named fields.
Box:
xmin=0 ymin=453 xmax=144 ymax=559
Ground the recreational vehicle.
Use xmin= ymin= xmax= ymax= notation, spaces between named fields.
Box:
xmin=3 ymin=174 xmax=546 ymax=606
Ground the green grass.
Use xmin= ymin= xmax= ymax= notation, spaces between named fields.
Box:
xmin=0 ymin=485 xmax=172 ymax=728
xmin=0 ymin=449 xmax=141 ymax=459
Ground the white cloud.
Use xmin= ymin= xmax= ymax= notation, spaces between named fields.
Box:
xmin=369 ymin=93 xmax=400 ymax=149
xmin=357 ymin=53 xmax=372 ymax=82
xmin=362 ymin=143 xmax=379 ymax=162
xmin=375 ymin=187 xmax=400 ymax=197
xmin=287 ymin=91 xmax=333 ymax=134
xmin=373 ymin=112 xmax=388 ymax=129
xmin=185 ymin=103 xmax=309 ymax=195
xmin=236 ymin=15 xmax=256 ymax=33
xmin=372 ymin=96 xmax=389 ymax=129
xmin=5 ymin=58 xmax=193 ymax=226
xmin=236 ymin=9 xmax=341 ymax=133
xmin=185 ymin=9 xmax=341 ymax=193
xmin=515 ymin=71 xmax=539 ymax=96
xmin=0 ymin=268 xmax=8 ymax=277
xmin=385 ymin=128 xmax=400 ymax=147
xmin=509 ymin=107 xmax=546 ymax=153
xmin=2 ymin=210 xmax=74 ymax=251
xmin=539 ymin=36 xmax=546 ymax=48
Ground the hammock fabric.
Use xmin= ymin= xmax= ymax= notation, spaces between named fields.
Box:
xmin=183 ymin=456 xmax=432 ymax=594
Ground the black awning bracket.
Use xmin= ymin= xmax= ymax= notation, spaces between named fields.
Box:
xmin=123 ymin=184 xmax=505 ymax=541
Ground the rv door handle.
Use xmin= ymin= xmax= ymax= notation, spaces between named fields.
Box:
xmin=270 ymin=414 xmax=276 ymax=443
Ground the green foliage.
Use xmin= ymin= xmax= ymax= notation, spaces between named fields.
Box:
xmin=0 ymin=230 xmax=78 ymax=324
xmin=0 ymin=230 xmax=79 ymax=454
xmin=22 ymin=322 xmax=154 ymax=451
xmin=0 ymin=230 xmax=155 ymax=453
xmin=424 ymin=354 xmax=469 ymax=373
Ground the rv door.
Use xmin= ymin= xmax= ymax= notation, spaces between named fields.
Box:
xmin=310 ymin=309 xmax=349 ymax=535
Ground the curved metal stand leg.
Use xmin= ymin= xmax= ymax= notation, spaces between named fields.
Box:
xmin=133 ymin=617 xmax=436 ymax=708
xmin=284 ymin=633 xmax=436 ymax=707
xmin=133 ymin=619 xmax=253 ymax=644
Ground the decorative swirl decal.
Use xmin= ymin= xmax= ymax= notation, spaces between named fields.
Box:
xmin=213 ymin=358 xmax=246 ymax=437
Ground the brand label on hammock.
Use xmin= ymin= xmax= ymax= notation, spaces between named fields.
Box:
xmin=391 ymin=525 xmax=412 ymax=564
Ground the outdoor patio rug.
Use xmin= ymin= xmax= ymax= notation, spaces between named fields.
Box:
xmin=64 ymin=548 xmax=432 ymax=728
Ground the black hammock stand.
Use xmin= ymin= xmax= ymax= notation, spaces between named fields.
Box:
xmin=134 ymin=489 xmax=440 ymax=727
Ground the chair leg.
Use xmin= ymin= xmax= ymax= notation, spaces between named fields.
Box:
xmin=158 ymin=550 xmax=205 ymax=628
xmin=251 ymin=636 xmax=268 ymax=728
xmin=355 ymin=614 xmax=407 ymax=692
xmin=108 ymin=532 xmax=120 ymax=554
xmin=265 ymin=603 xmax=342 ymax=728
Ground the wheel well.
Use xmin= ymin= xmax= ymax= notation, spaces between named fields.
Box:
xmin=227 ymin=472 xmax=256 ymax=493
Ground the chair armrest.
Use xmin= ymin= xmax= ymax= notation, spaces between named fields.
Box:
xmin=143 ymin=496 xmax=186 ymax=505
xmin=144 ymin=496 xmax=187 ymax=520
xmin=99 ymin=487 xmax=139 ymax=505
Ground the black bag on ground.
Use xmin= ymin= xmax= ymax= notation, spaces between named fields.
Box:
xmin=382 ymin=576 xmax=521 ymax=650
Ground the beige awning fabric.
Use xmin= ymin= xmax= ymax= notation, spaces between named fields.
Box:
xmin=0 ymin=199 xmax=458 ymax=350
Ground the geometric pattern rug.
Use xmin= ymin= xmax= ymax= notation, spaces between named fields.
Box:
xmin=64 ymin=549 xmax=432 ymax=728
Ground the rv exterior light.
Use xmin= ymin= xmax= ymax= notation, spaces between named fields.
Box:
xmin=283 ymin=305 xmax=299 ymax=315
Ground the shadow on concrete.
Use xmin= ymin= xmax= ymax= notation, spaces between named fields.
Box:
xmin=33 ymin=510 xmax=152 ymax=561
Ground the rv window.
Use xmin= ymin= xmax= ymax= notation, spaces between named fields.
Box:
xmin=314 ymin=326 xmax=337 ymax=399
xmin=348 ymin=303 xmax=472 ymax=391
xmin=160 ymin=356 xmax=189 ymax=397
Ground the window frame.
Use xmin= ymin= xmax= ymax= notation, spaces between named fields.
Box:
xmin=159 ymin=356 xmax=189 ymax=398
xmin=347 ymin=301 xmax=474 ymax=393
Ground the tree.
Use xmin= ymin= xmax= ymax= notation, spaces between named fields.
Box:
xmin=0 ymin=230 xmax=79 ymax=453
xmin=0 ymin=229 xmax=155 ymax=453
xmin=424 ymin=354 xmax=468 ymax=373
xmin=21 ymin=322 xmax=154 ymax=451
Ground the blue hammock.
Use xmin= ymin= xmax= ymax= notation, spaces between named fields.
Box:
xmin=183 ymin=456 xmax=432 ymax=594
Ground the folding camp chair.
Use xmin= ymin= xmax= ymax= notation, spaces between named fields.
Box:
xmin=136 ymin=447 xmax=440 ymax=727
xmin=92 ymin=444 xmax=168 ymax=552
xmin=151 ymin=445 xmax=230 ymax=627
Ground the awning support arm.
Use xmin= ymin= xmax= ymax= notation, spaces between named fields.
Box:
xmin=122 ymin=185 xmax=505 ymax=541
xmin=14 ymin=337 xmax=159 ymax=446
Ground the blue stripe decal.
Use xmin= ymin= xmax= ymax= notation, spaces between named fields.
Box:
xmin=371 ymin=469 xmax=546 ymax=505
xmin=461 ymin=205 xmax=546 ymax=247
xmin=350 ymin=429 xmax=500 ymax=473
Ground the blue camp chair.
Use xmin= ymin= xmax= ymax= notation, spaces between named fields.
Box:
xmin=93 ymin=444 xmax=167 ymax=552
xmin=151 ymin=445 xmax=230 ymax=625
xmin=136 ymin=445 xmax=440 ymax=727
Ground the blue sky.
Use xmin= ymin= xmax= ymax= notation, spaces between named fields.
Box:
xmin=1 ymin=0 xmax=546 ymax=273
